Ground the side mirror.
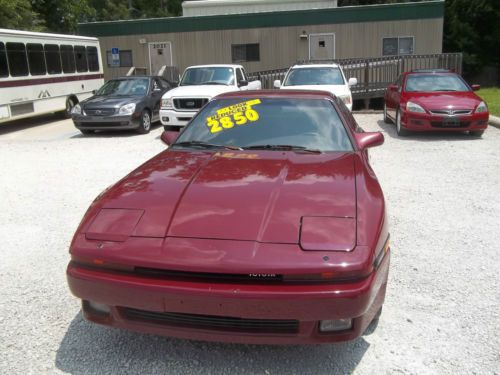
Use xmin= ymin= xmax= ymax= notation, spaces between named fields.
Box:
xmin=355 ymin=132 xmax=384 ymax=151
xmin=471 ymin=84 xmax=480 ymax=91
xmin=238 ymin=80 xmax=248 ymax=87
xmin=348 ymin=77 xmax=358 ymax=87
xmin=273 ymin=80 xmax=281 ymax=88
xmin=387 ymin=84 xmax=398 ymax=91
xmin=161 ymin=130 xmax=179 ymax=146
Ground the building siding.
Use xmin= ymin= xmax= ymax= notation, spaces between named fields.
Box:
xmin=98 ymin=18 xmax=443 ymax=79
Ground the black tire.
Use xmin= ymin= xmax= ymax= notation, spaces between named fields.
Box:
xmin=396 ymin=109 xmax=409 ymax=137
xmin=383 ymin=103 xmax=392 ymax=124
xmin=164 ymin=125 xmax=181 ymax=132
xmin=63 ymin=97 xmax=77 ymax=118
xmin=137 ymin=110 xmax=152 ymax=134
xmin=79 ymin=129 xmax=93 ymax=135
xmin=469 ymin=130 xmax=485 ymax=138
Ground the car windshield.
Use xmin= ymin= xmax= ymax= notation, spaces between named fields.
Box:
xmin=173 ymin=98 xmax=353 ymax=152
xmin=405 ymin=74 xmax=470 ymax=92
xmin=180 ymin=67 xmax=235 ymax=86
xmin=283 ymin=67 xmax=345 ymax=86
xmin=96 ymin=78 xmax=149 ymax=96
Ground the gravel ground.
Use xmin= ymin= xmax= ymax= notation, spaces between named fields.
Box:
xmin=0 ymin=115 xmax=499 ymax=374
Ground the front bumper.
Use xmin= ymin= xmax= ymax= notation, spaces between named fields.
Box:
xmin=72 ymin=113 xmax=141 ymax=130
xmin=401 ymin=110 xmax=489 ymax=132
xmin=66 ymin=249 xmax=389 ymax=344
xmin=160 ymin=109 xmax=198 ymax=127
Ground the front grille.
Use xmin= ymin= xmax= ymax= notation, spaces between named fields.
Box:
xmin=431 ymin=121 xmax=471 ymax=128
xmin=429 ymin=109 xmax=472 ymax=115
xmin=84 ymin=108 xmax=116 ymax=116
xmin=123 ymin=308 xmax=299 ymax=334
xmin=173 ymin=98 xmax=208 ymax=110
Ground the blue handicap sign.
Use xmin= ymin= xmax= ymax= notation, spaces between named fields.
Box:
xmin=111 ymin=47 xmax=119 ymax=55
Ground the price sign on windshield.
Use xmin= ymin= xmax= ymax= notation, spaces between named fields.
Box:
xmin=206 ymin=99 xmax=261 ymax=133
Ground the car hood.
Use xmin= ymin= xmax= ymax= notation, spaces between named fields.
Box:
xmin=405 ymin=92 xmax=482 ymax=110
xmin=281 ymin=84 xmax=351 ymax=97
xmin=88 ymin=150 xmax=356 ymax=244
xmin=82 ymin=95 xmax=141 ymax=109
xmin=165 ymin=85 xmax=236 ymax=98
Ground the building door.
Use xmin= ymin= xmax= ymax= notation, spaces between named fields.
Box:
xmin=149 ymin=42 xmax=172 ymax=75
xmin=309 ymin=33 xmax=335 ymax=61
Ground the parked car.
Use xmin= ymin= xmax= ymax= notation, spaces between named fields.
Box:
xmin=384 ymin=69 xmax=489 ymax=137
xmin=274 ymin=63 xmax=357 ymax=111
xmin=160 ymin=64 xmax=261 ymax=130
xmin=71 ymin=76 xmax=174 ymax=135
xmin=67 ymin=89 xmax=390 ymax=345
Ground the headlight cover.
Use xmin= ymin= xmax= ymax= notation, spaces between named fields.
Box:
xmin=161 ymin=98 xmax=173 ymax=109
xmin=475 ymin=101 xmax=488 ymax=113
xmin=71 ymin=103 xmax=82 ymax=115
xmin=119 ymin=103 xmax=136 ymax=115
xmin=406 ymin=101 xmax=426 ymax=113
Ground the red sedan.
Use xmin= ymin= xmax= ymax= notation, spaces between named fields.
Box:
xmin=67 ymin=90 xmax=390 ymax=344
xmin=384 ymin=70 xmax=489 ymax=137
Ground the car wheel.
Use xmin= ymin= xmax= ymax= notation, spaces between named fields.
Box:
xmin=396 ymin=109 xmax=409 ymax=137
xmin=79 ymin=129 xmax=93 ymax=135
xmin=63 ymin=97 xmax=76 ymax=118
xmin=137 ymin=110 xmax=151 ymax=134
xmin=469 ymin=130 xmax=485 ymax=138
xmin=383 ymin=103 xmax=392 ymax=124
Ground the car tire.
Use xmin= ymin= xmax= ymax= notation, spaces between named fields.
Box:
xmin=79 ymin=129 xmax=93 ymax=135
xmin=383 ymin=103 xmax=392 ymax=124
xmin=396 ymin=109 xmax=409 ymax=137
xmin=469 ymin=130 xmax=485 ymax=138
xmin=137 ymin=110 xmax=151 ymax=134
xmin=63 ymin=97 xmax=76 ymax=119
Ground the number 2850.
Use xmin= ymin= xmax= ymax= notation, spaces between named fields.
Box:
xmin=207 ymin=109 xmax=259 ymax=133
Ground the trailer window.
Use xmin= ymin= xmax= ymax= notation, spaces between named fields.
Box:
xmin=86 ymin=46 xmax=99 ymax=72
xmin=6 ymin=42 xmax=28 ymax=77
xmin=27 ymin=44 xmax=46 ymax=76
xmin=231 ymin=43 xmax=260 ymax=63
xmin=61 ymin=45 xmax=75 ymax=73
xmin=74 ymin=46 xmax=88 ymax=72
xmin=0 ymin=43 xmax=8 ymax=78
xmin=45 ymin=44 xmax=62 ymax=74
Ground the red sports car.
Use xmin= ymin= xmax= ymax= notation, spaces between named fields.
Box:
xmin=67 ymin=90 xmax=390 ymax=345
xmin=384 ymin=70 xmax=489 ymax=137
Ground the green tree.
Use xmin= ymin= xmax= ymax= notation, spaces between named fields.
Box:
xmin=32 ymin=0 xmax=94 ymax=33
xmin=0 ymin=0 xmax=44 ymax=30
xmin=443 ymin=0 xmax=500 ymax=75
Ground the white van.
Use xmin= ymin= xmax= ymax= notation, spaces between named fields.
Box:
xmin=274 ymin=63 xmax=357 ymax=111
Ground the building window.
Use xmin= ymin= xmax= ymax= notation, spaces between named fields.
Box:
xmin=231 ymin=44 xmax=260 ymax=63
xmin=106 ymin=50 xmax=133 ymax=68
xmin=383 ymin=37 xmax=414 ymax=56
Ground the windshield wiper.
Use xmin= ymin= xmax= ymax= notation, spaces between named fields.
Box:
xmin=172 ymin=140 xmax=242 ymax=150
xmin=244 ymin=144 xmax=322 ymax=153
xmin=199 ymin=81 xmax=228 ymax=85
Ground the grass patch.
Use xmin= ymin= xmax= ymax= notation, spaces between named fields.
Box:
xmin=476 ymin=87 xmax=500 ymax=117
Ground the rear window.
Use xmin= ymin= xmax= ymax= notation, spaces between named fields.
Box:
xmin=176 ymin=98 xmax=352 ymax=152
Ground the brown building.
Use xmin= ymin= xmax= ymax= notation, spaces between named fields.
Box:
xmin=77 ymin=0 xmax=445 ymax=80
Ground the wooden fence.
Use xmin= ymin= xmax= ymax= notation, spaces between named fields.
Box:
xmin=248 ymin=53 xmax=463 ymax=101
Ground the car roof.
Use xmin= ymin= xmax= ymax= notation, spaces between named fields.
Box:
xmin=290 ymin=64 xmax=340 ymax=69
xmin=215 ymin=89 xmax=336 ymax=100
xmin=185 ymin=64 xmax=242 ymax=69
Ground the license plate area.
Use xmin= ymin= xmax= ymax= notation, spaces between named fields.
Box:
xmin=443 ymin=117 xmax=460 ymax=127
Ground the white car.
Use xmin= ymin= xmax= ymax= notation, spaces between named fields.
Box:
xmin=274 ymin=64 xmax=357 ymax=111
xmin=160 ymin=64 xmax=261 ymax=129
